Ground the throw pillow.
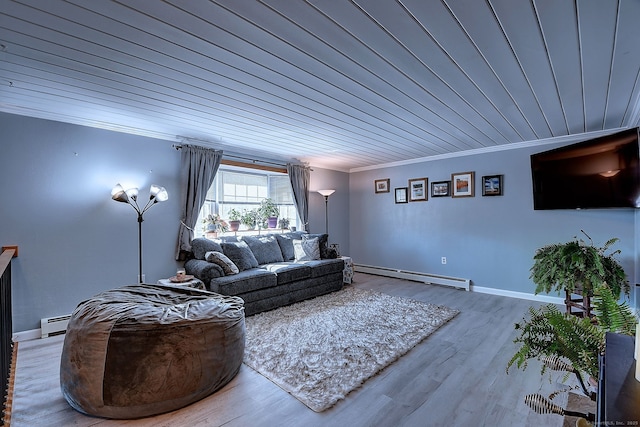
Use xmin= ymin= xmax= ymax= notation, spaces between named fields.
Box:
xmin=275 ymin=232 xmax=306 ymax=260
xmin=190 ymin=238 xmax=223 ymax=260
xmin=221 ymin=241 xmax=259 ymax=272
xmin=205 ymin=251 xmax=239 ymax=275
xmin=293 ymin=237 xmax=321 ymax=261
xmin=305 ymin=233 xmax=329 ymax=259
xmin=241 ymin=235 xmax=284 ymax=265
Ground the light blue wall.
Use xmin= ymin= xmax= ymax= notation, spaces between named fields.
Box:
xmin=2 ymin=111 xmax=636 ymax=330
xmin=0 ymin=113 xmax=349 ymax=332
xmin=1 ymin=113 xmax=182 ymax=332
xmin=349 ymin=145 xmax=637 ymax=298
xmin=309 ymin=166 xmax=350 ymax=256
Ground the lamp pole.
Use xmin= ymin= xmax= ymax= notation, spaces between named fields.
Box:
xmin=323 ymin=195 xmax=329 ymax=234
xmin=137 ymin=213 xmax=143 ymax=283
xmin=316 ymin=190 xmax=336 ymax=234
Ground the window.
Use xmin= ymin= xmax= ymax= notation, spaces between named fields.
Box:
xmin=196 ymin=166 xmax=298 ymax=236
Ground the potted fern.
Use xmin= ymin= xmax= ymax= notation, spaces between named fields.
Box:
xmin=507 ymin=282 xmax=636 ymax=420
xmin=530 ymin=231 xmax=629 ymax=318
xmin=507 ymin=282 xmax=636 ymax=380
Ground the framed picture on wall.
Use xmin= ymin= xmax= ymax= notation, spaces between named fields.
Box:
xmin=431 ymin=181 xmax=451 ymax=197
xmin=408 ymin=178 xmax=428 ymax=202
xmin=374 ymin=178 xmax=390 ymax=193
xmin=395 ymin=187 xmax=408 ymax=203
xmin=482 ymin=175 xmax=503 ymax=196
xmin=451 ymin=172 xmax=475 ymax=198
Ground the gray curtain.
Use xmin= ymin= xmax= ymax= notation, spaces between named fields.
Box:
xmin=175 ymin=145 xmax=223 ymax=260
xmin=287 ymin=163 xmax=310 ymax=231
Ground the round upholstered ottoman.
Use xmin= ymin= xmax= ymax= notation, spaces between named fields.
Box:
xmin=59 ymin=284 xmax=245 ymax=419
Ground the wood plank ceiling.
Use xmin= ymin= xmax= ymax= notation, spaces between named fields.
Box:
xmin=1 ymin=0 xmax=640 ymax=171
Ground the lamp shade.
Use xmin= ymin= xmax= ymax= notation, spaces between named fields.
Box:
xmin=125 ymin=187 xmax=139 ymax=201
xmin=317 ymin=189 xmax=336 ymax=197
xmin=149 ymin=184 xmax=169 ymax=202
xmin=111 ymin=184 xmax=129 ymax=203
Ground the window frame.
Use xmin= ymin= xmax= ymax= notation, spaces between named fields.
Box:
xmin=196 ymin=164 xmax=299 ymax=237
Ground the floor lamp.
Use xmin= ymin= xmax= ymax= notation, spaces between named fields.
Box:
xmin=111 ymin=183 xmax=168 ymax=283
xmin=317 ymin=189 xmax=336 ymax=234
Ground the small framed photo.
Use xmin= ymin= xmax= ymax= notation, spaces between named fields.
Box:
xmin=452 ymin=172 xmax=475 ymax=198
xmin=395 ymin=187 xmax=408 ymax=204
xmin=431 ymin=181 xmax=451 ymax=197
xmin=482 ymin=175 xmax=503 ymax=196
xmin=408 ymin=178 xmax=428 ymax=202
xmin=375 ymin=178 xmax=390 ymax=193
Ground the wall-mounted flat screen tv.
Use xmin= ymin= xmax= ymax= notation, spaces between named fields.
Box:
xmin=530 ymin=128 xmax=640 ymax=210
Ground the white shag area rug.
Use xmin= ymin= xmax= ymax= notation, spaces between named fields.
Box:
xmin=243 ymin=286 xmax=459 ymax=412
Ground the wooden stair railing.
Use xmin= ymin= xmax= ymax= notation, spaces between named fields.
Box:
xmin=1 ymin=246 xmax=17 ymax=427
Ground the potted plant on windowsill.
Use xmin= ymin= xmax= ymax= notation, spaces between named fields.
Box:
xmin=530 ymin=230 xmax=629 ymax=319
xmin=202 ymin=214 xmax=228 ymax=238
xmin=278 ymin=217 xmax=290 ymax=230
xmin=240 ymin=208 xmax=259 ymax=230
xmin=228 ymin=208 xmax=242 ymax=232
xmin=258 ymin=198 xmax=280 ymax=229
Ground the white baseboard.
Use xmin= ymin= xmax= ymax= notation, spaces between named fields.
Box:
xmin=355 ymin=264 xmax=564 ymax=305
xmin=355 ymin=264 xmax=470 ymax=291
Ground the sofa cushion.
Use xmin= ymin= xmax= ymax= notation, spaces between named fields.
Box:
xmin=298 ymin=258 xmax=345 ymax=278
xmin=275 ymin=232 xmax=307 ymax=260
xmin=294 ymin=237 xmax=321 ymax=261
xmin=191 ymin=238 xmax=223 ymax=260
xmin=262 ymin=262 xmax=312 ymax=285
xmin=221 ymin=241 xmax=259 ymax=272
xmin=205 ymin=251 xmax=239 ymax=276
xmin=242 ymin=235 xmax=284 ymax=265
xmin=211 ymin=269 xmax=277 ymax=295
xmin=305 ymin=233 xmax=329 ymax=259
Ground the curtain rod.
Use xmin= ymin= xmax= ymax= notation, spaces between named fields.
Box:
xmin=172 ymin=144 xmax=311 ymax=170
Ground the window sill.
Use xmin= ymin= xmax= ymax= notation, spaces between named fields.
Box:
xmin=203 ymin=228 xmax=294 ymax=239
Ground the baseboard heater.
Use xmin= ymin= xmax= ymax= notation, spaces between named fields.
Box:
xmin=40 ymin=314 xmax=71 ymax=338
xmin=355 ymin=264 xmax=471 ymax=291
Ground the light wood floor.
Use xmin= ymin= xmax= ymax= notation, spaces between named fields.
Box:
xmin=9 ymin=273 xmax=573 ymax=427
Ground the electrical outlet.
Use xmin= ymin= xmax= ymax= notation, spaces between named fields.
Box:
xmin=441 ymin=257 xmax=447 ymax=265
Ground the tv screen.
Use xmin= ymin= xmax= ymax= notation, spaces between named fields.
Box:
xmin=531 ymin=128 xmax=640 ymax=210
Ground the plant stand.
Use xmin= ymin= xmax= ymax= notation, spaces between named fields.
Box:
xmin=565 ymin=289 xmax=594 ymax=320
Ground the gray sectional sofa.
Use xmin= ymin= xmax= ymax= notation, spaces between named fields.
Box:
xmin=184 ymin=232 xmax=344 ymax=316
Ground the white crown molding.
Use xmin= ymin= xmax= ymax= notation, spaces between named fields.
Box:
xmin=348 ymin=128 xmax=628 ymax=173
